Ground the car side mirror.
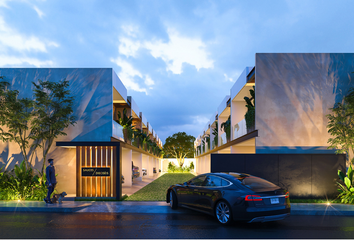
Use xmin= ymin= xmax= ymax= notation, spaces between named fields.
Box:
xmin=183 ymin=182 xmax=188 ymax=187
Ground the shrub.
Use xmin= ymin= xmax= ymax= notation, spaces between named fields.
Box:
xmin=337 ymin=165 xmax=354 ymax=204
xmin=189 ymin=161 xmax=194 ymax=170
xmin=167 ymin=162 xmax=176 ymax=173
xmin=167 ymin=162 xmax=191 ymax=173
xmin=0 ymin=161 xmax=52 ymax=200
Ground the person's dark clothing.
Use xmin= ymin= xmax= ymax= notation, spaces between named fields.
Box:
xmin=45 ymin=165 xmax=57 ymax=202
xmin=46 ymin=165 xmax=57 ymax=185
xmin=46 ymin=183 xmax=56 ymax=202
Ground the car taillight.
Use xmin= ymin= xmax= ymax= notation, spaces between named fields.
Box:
xmin=245 ymin=195 xmax=263 ymax=201
xmin=285 ymin=192 xmax=289 ymax=198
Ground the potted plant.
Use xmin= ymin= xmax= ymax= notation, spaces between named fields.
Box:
xmin=212 ymin=121 xmax=218 ymax=147
xmin=221 ymin=116 xmax=231 ymax=142
xmin=244 ymin=86 xmax=255 ymax=133
xmin=117 ymin=108 xmax=133 ymax=144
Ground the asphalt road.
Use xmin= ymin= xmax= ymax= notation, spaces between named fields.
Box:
xmin=1 ymin=211 xmax=354 ymax=239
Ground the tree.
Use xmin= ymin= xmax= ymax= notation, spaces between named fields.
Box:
xmin=32 ymin=79 xmax=76 ymax=172
xmin=0 ymin=79 xmax=37 ymax=168
xmin=327 ymin=88 xmax=354 ymax=167
xmin=163 ymin=132 xmax=195 ymax=168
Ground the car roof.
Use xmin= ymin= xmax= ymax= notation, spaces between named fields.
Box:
xmin=207 ymin=172 xmax=253 ymax=182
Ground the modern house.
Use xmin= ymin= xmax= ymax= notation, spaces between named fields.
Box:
xmin=0 ymin=68 xmax=162 ymax=199
xmin=194 ymin=53 xmax=351 ymax=198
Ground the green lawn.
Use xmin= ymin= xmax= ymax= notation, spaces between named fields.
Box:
xmin=125 ymin=173 xmax=195 ymax=201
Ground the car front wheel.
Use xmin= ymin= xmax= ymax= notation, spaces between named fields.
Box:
xmin=169 ymin=190 xmax=178 ymax=209
xmin=215 ymin=200 xmax=232 ymax=225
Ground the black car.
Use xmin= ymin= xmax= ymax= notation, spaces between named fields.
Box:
xmin=166 ymin=172 xmax=290 ymax=225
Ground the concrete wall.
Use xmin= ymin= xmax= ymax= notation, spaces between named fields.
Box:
xmin=255 ymin=53 xmax=354 ymax=154
xmin=0 ymin=68 xmax=115 ymax=195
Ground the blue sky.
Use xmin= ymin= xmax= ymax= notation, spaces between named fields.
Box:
xmin=0 ymin=0 xmax=354 ymax=143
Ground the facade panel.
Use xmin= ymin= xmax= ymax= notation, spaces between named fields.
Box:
xmin=255 ymin=53 xmax=354 ymax=153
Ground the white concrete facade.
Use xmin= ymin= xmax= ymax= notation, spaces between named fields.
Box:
xmin=194 ymin=53 xmax=354 ymax=174
xmin=0 ymin=68 xmax=163 ymax=196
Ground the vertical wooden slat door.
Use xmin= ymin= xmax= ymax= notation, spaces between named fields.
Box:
xmin=77 ymin=146 xmax=116 ymax=198
xmin=102 ymin=146 xmax=107 ymax=197
xmin=97 ymin=146 xmax=101 ymax=197
xmin=107 ymin=147 xmax=112 ymax=197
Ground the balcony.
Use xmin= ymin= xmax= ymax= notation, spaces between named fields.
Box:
xmin=112 ymin=120 xmax=124 ymax=141
xmin=233 ymin=118 xmax=247 ymax=140
xmin=113 ymin=121 xmax=163 ymax=158
xmin=220 ymin=132 xmax=227 ymax=146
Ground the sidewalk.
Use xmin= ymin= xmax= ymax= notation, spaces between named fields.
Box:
xmin=1 ymin=201 xmax=354 ymax=216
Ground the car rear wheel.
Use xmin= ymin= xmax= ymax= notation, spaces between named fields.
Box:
xmin=169 ymin=190 xmax=178 ymax=209
xmin=215 ymin=200 xmax=232 ymax=225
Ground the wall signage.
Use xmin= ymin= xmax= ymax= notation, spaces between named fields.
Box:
xmin=82 ymin=167 xmax=110 ymax=177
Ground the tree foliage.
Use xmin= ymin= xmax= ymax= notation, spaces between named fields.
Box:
xmin=163 ymin=132 xmax=195 ymax=167
xmin=244 ymin=86 xmax=255 ymax=132
xmin=32 ymin=79 xmax=76 ymax=172
xmin=0 ymin=79 xmax=36 ymax=168
xmin=0 ymin=77 xmax=76 ymax=170
xmin=327 ymin=88 xmax=354 ymax=166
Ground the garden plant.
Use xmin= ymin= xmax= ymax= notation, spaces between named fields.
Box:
xmin=0 ymin=161 xmax=53 ymax=200
xmin=337 ymin=165 xmax=354 ymax=204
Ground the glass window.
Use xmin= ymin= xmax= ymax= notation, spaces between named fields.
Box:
xmin=221 ymin=178 xmax=231 ymax=186
xmin=189 ymin=175 xmax=206 ymax=186
xmin=203 ymin=175 xmax=222 ymax=187
xmin=241 ymin=177 xmax=278 ymax=190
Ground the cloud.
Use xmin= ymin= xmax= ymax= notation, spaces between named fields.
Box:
xmin=0 ymin=15 xmax=57 ymax=67
xmin=158 ymin=115 xmax=210 ymax=142
xmin=117 ymin=26 xmax=214 ymax=75
xmin=0 ymin=0 xmax=9 ymax=8
xmin=0 ymin=16 xmax=53 ymax=52
xmin=118 ymin=37 xmax=141 ymax=58
xmin=144 ymin=75 xmax=154 ymax=86
xmin=0 ymin=55 xmax=53 ymax=67
xmin=224 ymin=73 xmax=233 ymax=82
xmin=110 ymin=57 xmax=155 ymax=94
xmin=121 ymin=25 xmax=139 ymax=37
xmin=33 ymin=5 xmax=44 ymax=18
xmin=144 ymin=28 xmax=214 ymax=74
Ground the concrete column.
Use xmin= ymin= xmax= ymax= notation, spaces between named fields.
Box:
xmin=148 ymin=156 xmax=153 ymax=177
xmin=206 ymin=154 xmax=211 ymax=173
xmin=142 ymin=154 xmax=148 ymax=178
xmin=153 ymin=158 xmax=156 ymax=174
xmin=195 ymin=157 xmax=199 ymax=174
xmin=132 ymin=152 xmax=142 ymax=181
xmin=201 ymin=156 xmax=205 ymax=174
xmin=122 ymin=148 xmax=132 ymax=187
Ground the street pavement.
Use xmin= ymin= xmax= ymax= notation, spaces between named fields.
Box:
xmin=1 ymin=211 xmax=354 ymax=238
xmin=1 ymin=200 xmax=354 ymax=216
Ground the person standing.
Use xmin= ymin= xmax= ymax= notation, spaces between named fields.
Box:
xmin=44 ymin=158 xmax=57 ymax=204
